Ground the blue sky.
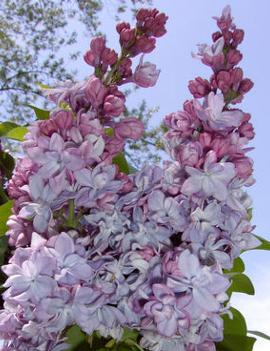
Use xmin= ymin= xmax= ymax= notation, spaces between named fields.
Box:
xmin=83 ymin=1 xmax=269 ymax=349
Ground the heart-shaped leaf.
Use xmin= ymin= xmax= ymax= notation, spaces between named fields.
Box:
xmin=227 ymin=274 xmax=255 ymax=296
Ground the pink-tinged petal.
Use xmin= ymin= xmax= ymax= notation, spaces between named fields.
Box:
xmin=152 ymin=284 xmax=175 ymax=304
xmin=221 ymin=110 xmax=243 ymax=127
xmin=38 ymin=160 xmax=60 ymax=178
xmin=31 ymin=232 xmax=47 ymax=249
xmin=74 ymin=169 xmax=92 ymax=187
xmin=49 ymin=171 xmax=67 ymax=196
xmin=19 ymin=204 xmax=37 ymax=219
xmin=243 ymin=234 xmax=261 ymax=250
xmin=178 ymin=250 xmax=200 ymax=279
xmin=181 ymin=177 xmax=202 ymax=196
xmin=93 ymin=136 xmax=105 ymax=156
xmin=28 ymin=175 xmax=43 ymax=200
xmin=41 ymin=297 xmax=64 ymax=314
xmin=156 ymin=312 xmax=177 ymax=337
xmin=114 ymin=118 xmax=144 ymax=140
xmin=193 ymin=287 xmax=219 ymax=311
xmin=26 ymin=147 xmax=44 ymax=163
xmin=167 ymin=277 xmax=187 ymax=293
xmin=31 ymin=276 xmax=56 ymax=300
xmin=50 ymin=133 xmax=64 ymax=152
xmin=63 ymin=150 xmax=85 ymax=171
xmin=133 ymin=58 xmax=160 ymax=88
xmin=208 ymin=92 xmax=224 ymax=115
xmin=215 ymin=162 xmax=235 ymax=182
xmin=3 ymin=275 xmax=29 ymax=293
xmin=74 ymin=286 xmax=100 ymax=304
xmin=148 ymin=190 xmax=164 ymax=212
xmin=208 ymin=273 xmax=230 ymax=294
xmin=211 ymin=179 xmax=228 ymax=201
xmin=68 ymin=263 xmax=92 ymax=281
xmin=55 ymin=233 xmax=75 ymax=256
xmin=176 ymin=294 xmax=193 ymax=309
xmin=1 ymin=264 xmax=21 ymax=276
xmin=33 ymin=213 xmax=50 ymax=233
xmin=185 ymin=166 xmax=203 ymax=177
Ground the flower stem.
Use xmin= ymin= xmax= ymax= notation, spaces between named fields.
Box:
xmin=67 ymin=199 xmax=76 ymax=228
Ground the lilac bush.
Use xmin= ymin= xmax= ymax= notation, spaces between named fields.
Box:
xmin=0 ymin=5 xmax=264 ymax=351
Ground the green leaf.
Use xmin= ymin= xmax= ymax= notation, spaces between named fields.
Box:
xmin=128 ymin=164 xmax=138 ymax=174
xmin=0 ymin=236 xmax=8 ymax=265
xmin=225 ymin=257 xmax=245 ymax=274
xmin=0 ymin=186 xmax=8 ymax=205
xmin=113 ymin=346 xmax=128 ymax=351
xmin=224 ymin=307 xmax=247 ymax=335
xmin=105 ymin=128 xmax=114 ymax=137
xmin=248 ymin=330 xmax=270 ymax=341
xmin=121 ymin=328 xmax=139 ymax=342
xmin=113 ymin=153 xmax=129 ymax=174
xmin=0 ymin=150 xmax=15 ymax=179
xmin=124 ymin=339 xmax=144 ymax=351
xmin=66 ymin=325 xmax=86 ymax=350
xmin=37 ymin=83 xmax=52 ymax=90
xmin=254 ymin=235 xmax=270 ymax=250
xmin=105 ymin=339 xmax=115 ymax=348
xmin=26 ymin=104 xmax=50 ymax=120
xmin=217 ymin=336 xmax=256 ymax=351
xmin=217 ymin=308 xmax=256 ymax=350
xmin=0 ymin=122 xmax=19 ymax=137
xmin=0 ymin=200 xmax=13 ymax=236
xmin=227 ymin=274 xmax=255 ymax=296
xmin=5 ymin=126 xmax=28 ymax=141
xmin=247 ymin=208 xmax=253 ymax=221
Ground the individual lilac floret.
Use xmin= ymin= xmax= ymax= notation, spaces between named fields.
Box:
xmin=2 ymin=251 xmax=56 ymax=303
xmin=74 ymin=164 xmax=122 ymax=209
xmin=133 ymin=56 xmax=160 ymax=88
xmin=182 ymin=151 xmax=236 ymax=201
xmin=26 ymin=132 xmax=105 ymax=178
xmin=143 ymin=283 xmax=189 ymax=337
xmin=18 ymin=175 xmax=59 ymax=233
xmin=148 ymin=190 xmax=187 ymax=231
xmin=193 ymin=37 xmax=225 ymax=70
xmin=166 ymin=250 xmax=230 ymax=312
xmin=194 ymin=92 xmax=244 ymax=131
xmin=47 ymin=232 xmax=93 ymax=285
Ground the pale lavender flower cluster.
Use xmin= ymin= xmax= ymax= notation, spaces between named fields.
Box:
xmin=0 ymin=6 xmax=259 ymax=351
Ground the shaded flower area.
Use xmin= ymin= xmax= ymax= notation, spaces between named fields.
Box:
xmin=0 ymin=5 xmax=259 ymax=351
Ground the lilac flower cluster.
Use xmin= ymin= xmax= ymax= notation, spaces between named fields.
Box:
xmin=0 ymin=6 xmax=259 ymax=351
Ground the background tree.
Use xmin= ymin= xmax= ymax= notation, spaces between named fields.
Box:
xmin=0 ymin=0 xmax=164 ymax=167
xmin=0 ymin=0 xmax=152 ymax=124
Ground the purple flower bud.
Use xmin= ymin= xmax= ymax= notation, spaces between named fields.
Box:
xmin=101 ymin=48 xmax=118 ymax=65
xmin=239 ymin=78 xmax=254 ymax=94
xmin=90 ymin=36 xmax=106 ymax=56
xmin=84 ymin=50 xmax=96 ymax=66
xmin=116 ymin=22 xmax=130 ymax=34
xmin=114 ymin=117 xmax=144 ymax=140
xmin=226 ymin=49 xmax=242 ymax=66
xmin=133 ymin=57 xmax=160 ymax=88
xmin=132 ymin=36 xmax=156 ymax=55
xmin=103 ymin=95 xmax=125 ymax=117
xmin=188 ymin=77 xmax=211 ymax=98
xmin=232 ymin=28 xmax=244 ymax=46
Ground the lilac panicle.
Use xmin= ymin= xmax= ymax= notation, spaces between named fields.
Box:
xmin=0 ymin=5 xmax=259 ymax=351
